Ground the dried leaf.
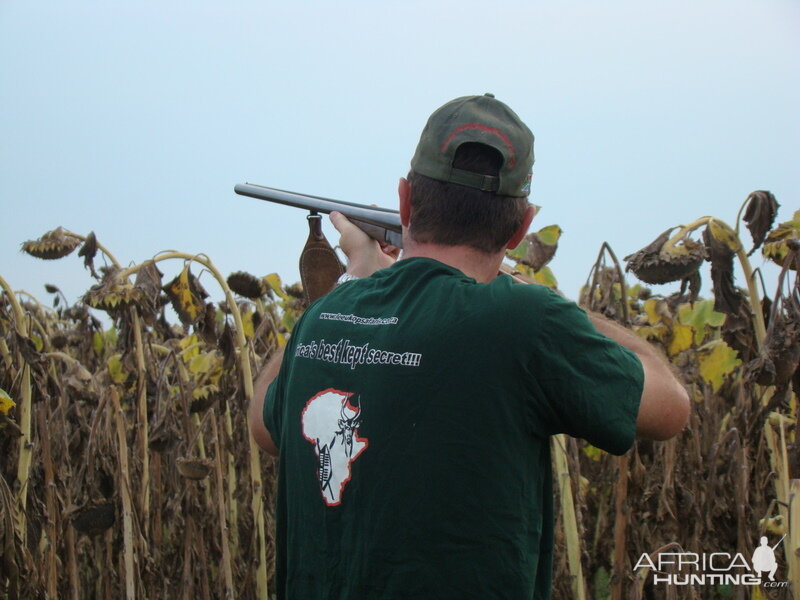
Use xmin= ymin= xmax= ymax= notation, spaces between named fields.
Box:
xmin=721 ymin=304 xmax=757 ymax=361
xmin=507 ymin=225 xmax=562 ymax=271
xmin=78 ymin=231 xmax=99 ymax=278
xmin=197 ymin=302 xmax=218 ymax=345
xmin=218 ymin=321 xmax=236 ymax=370
xmin=14 ymin=332 xmax=41 ymax=365
xmin=742 ymin=190 xmax=779 ymax=256
xmin=703 ymin=225 xmax=745 ymax=316
xmin=133 ymin=260 xmax=164 ymax=322
xmin=163 ymin=265 xmax=208 ymax=326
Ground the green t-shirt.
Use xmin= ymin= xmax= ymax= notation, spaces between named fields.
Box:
xmin=264 ymin=257 xmax=643 ymax=600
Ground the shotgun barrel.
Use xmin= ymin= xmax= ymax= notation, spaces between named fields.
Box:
xmin=234 ymin=183 xmax=403 ymax=248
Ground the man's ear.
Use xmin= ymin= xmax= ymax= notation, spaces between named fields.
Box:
xmin=398 ymin=177 xmax=412 ymax=227
xmin=505 ymin=204 xmax=537 ymax=249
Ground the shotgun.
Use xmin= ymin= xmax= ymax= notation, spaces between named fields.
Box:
xmin=234 ymin=183 xmax=403 ymax=249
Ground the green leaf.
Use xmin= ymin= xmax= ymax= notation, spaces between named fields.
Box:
xmin=643 ymin=299 xmax=671 ymax=325
xmin=0 ymin=388 xmax=15 ymax=416
xmin=92 ymin=331 xmax=104 ymax=356
xmin=707 ymin=219 xmax=742 ymax=252
xmin=635 ymin=324 xmax=668 ymax=341
xmin=762 ymin=209 xmax=800 ymax=268
xmin=698 ymin=340 xmax=741 ymax=392
xmin=593 ymin=567 xmax=611 ymax=600
xmin=536 ymin=224 xmax=562 ymax=246
xmin=31 ymin=335 xmax=43 ymax=352
xmin=506 ymin=240 xmax=527 ymax=262
xmin=668 ymin=324 xmax=694 ymax=356
xmin=242 ymin=309 xmax=255 ymax=339
xmin=533 ymin=266 xmax=558 ymax=288
xmin=178 ymin=334 xmax=200 ymax=360
xmin=107 ymin=354 xmax=129 ymax=384
xmin=264 ymin=273 xmax=290 ymax=301
xmin=282 ymin=309 xmax=298 ymax=332
xmin=188 ymin=353 xmax=218 ymax=375
xmin=678 ymin=300 xmax=726 ymax=344
xmin=582 ymin=444 xmax=605 ymax=461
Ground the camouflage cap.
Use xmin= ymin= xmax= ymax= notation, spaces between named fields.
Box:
xmin=410 ymin=93 xmax=534 ymax=197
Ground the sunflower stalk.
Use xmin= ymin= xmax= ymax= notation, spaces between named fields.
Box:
xmin=0 ymin=275 xmax=34 ymax=544
xmin=118 ymin=250 xmax=267 ymax=597
xmin=789 ymin=479 xmax=800 ymax=593
xmin=111 ymin=385 xmax=137 ymax=600
xmin=63 ymin=230 xmax=155 ymax=550
xmin=37 ymin=408 xmax=58 ymax=600
xmin=553 ymin=434 xmax=587 ymax=600
xmin=611 ymin=453 xmax=630 ymax=600
xmin=210 ymin=413 xmax=235 ymax=600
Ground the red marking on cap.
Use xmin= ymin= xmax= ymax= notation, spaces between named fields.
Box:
xmin=441 ymin=123 xmax=516 ymax=168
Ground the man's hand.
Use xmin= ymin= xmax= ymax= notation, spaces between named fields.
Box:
xmin=330 ymin=211 xmax=399 ymax=277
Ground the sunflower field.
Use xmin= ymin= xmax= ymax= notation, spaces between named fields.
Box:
xmin=1 ymin=191 xmax=798 ymax=600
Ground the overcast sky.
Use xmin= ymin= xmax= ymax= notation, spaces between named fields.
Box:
xmin=1 ymin=1 xmax=798 ymax=316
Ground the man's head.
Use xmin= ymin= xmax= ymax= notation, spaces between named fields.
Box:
xmin=402 ymin=94 xmax=535 ymax=253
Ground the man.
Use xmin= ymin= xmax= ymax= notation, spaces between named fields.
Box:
xmin=249 ymin=93 xmax=690 ymax=599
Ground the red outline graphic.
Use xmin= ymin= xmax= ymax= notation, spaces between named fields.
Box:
xmin=441 ymin=123 xmax=517 ymax=167
xmin=300 ymin=388 xmax=369 ymax=507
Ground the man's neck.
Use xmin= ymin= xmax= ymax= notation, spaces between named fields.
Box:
xmin=401 ymin=241 xmax=504 ymax=283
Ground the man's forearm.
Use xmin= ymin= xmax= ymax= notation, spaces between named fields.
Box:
xmin=588 ymin=313 xmax=662 ymax=361
xmin=588 ymin=311 xmax=690 ymax=440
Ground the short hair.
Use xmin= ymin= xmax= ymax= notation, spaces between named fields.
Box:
xmin=407 ymin=142 xmax=530 ymax=253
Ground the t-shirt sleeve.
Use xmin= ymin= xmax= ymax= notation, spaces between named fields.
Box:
xmin=525 ymin=289 xmax=644 ymax=455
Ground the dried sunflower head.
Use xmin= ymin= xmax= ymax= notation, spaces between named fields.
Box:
xmin=70 ymin=501 xmax=115 ymax=535
xmin=21 ymin=227 xmax=80 ymax=260
xmin=83 ymin=270 xmax=143 ymax=312
xmin=285 ymin=282 xmax=304 ymax=299
xmin=625 ymin=229 xmax=705 ymax=284
xmin=227 ymin=271 xmax=267 ymax=299
xmin=176 ymin=456 xmax=213 ymax=480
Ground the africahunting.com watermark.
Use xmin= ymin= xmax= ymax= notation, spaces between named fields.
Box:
xmin=634 ymin=535 xmax=789 ymax=589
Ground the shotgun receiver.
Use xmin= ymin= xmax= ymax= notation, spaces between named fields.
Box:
xmin=234 ymin=183 xmax=403 ymax=249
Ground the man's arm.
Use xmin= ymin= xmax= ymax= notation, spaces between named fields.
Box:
xmin=588 ymin=313 xmax=690 ymax=441
xmin=248 ymin=347 xmax=285 ymax=456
